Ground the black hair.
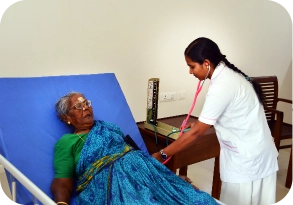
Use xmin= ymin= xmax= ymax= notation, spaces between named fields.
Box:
xmin=184 ymin=37 xmax=265 ymax=105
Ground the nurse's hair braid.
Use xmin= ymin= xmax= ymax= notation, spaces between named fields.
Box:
xmin=185 ymin=37 xmax=265 ymax=105
xmin=221 ymin=57 xmax=265 ymax=105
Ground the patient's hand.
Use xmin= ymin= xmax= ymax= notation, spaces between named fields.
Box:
xmin=51 ymin=178 xmax=73 ymax=204
xmin=152 ymin=152 xmax=163 ymax=162
xmin=179 ymin=175 xmax=199 ymax=190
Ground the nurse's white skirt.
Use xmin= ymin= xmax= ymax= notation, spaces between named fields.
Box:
xmin=220 ymin=172 xmax=277 ymax=205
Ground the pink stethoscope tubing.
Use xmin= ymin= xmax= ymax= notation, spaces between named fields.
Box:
xmin=162 ymin=67 xmax=210 ymax=165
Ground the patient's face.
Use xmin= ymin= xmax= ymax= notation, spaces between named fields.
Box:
xmin=66 ymin=94 xmax=94 ymax=133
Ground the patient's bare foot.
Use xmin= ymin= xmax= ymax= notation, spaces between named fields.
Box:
xmin=179 ymin=175 xmax=199 ymax=190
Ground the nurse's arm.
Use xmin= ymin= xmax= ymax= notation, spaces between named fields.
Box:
xmin=152 ymin=120 xmax=211 ymax=161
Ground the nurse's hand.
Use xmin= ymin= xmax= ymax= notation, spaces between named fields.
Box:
xmin=182 ymin=121 xmax=196 ymax=130
xmin=152 ymin=152 xmax=163 ymax=162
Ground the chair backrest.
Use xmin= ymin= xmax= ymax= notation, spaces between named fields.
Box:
xmin=252 ymin=76 xmax=278 ymax=122
xmin=0 ymin=73 xmax=148 ymax=205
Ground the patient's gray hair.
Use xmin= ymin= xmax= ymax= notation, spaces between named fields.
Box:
xmin=55 ymin=91 xmax=83 ymax=121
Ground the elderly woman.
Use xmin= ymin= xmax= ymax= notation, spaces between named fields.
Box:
xmin=50 ymin=92 xmax=218 ymax=205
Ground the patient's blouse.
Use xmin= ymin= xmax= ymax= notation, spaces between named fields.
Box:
xmin=54 ymin=133 xmax=88 ymax=178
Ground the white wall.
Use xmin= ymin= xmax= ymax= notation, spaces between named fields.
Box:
xmin=0 ymin=0 xmax=291 ymax=123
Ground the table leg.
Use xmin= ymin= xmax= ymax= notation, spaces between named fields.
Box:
xmin=211 ymin=156 xmax=221 ymax=199
xmin=179 ymin=166 xmax=188 ymax=176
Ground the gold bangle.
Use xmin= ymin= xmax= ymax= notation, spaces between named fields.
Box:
xmin=57 ymin=202 xmax=68 ymax=205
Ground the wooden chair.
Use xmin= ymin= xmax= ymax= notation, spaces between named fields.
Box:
xmin=252 ymin=76 xmax=292 ymax=188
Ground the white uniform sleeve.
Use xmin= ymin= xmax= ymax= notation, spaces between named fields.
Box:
xmin=199 ymin=83 xmax=234 ymax=125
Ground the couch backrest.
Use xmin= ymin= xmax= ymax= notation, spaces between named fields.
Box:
xmin=0 ymin=73 xmax=147 ymax=205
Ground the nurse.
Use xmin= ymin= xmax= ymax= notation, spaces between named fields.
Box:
xmin=152 ymin=37 xmax=279 ymax=205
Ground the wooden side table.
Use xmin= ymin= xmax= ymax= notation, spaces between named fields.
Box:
xmin=137 ymin=115 xmax=221 ymax=199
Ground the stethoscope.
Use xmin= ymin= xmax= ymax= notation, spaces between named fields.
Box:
xmin=162 ymin=64 xmax=211 ymax=164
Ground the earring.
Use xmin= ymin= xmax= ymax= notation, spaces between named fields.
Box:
xmin=205 ymin=63 xmax=209 ymax=69
xmin=67 ymin=121 xmax=71 ymax=124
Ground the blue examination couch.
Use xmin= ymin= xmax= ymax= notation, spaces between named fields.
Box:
xmin=0 ymin=73 xmax=147 ymax=205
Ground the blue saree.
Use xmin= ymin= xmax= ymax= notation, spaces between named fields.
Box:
xmin=76 ymin=120 xmax=218 ymax=205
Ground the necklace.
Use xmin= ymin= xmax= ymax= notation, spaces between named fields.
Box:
xmin=76 ymin=133 xmax=85 ymax=142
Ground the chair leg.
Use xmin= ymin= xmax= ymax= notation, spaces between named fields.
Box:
xmin=285 ymin=147 xmax=292 ymax=189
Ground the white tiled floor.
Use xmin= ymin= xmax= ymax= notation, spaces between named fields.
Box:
xmin=184 ymin=140 xmax=291 ymax=204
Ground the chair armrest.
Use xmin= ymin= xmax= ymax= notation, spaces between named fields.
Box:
xmin=278 ymin=98 xmax=292 ymax=104
xmin=263 ymin=106 xmax=283 ymax=129
xmin=264 ymin=106 xmax=284 ymax=119
xmin=276 ymin=97 xmax=292 ymax=128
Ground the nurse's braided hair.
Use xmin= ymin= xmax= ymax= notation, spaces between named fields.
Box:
xmin=184 ymin=37 xmax=265 ymax=105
